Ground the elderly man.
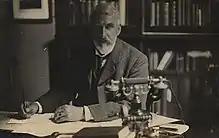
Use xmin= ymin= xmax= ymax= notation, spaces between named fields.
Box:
xmin=19 ymin=2 xmax=149 ymax=123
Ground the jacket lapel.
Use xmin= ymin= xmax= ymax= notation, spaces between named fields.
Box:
xmin=97 ymin=56 xmax=116 ymax=85
xmin=98 ymin=39 xmax=125 ymax=85
xmin=88 ymin=48 xmax=96 ymax=90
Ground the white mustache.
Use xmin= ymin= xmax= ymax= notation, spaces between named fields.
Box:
xmin=99 ymin=39 xmax=111 ymax=44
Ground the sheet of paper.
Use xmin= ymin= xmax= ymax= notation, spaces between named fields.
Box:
xmin=149 ymin=113 xmax=180 ymax=127
xmin=8 ymin=113 xmax=54 ymax=124
xmin=2 ymin=113 xmax=122 ymax=136
xmin=0 ymin=113 xmax=180 ymax=137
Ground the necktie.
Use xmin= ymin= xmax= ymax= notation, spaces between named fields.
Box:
xmin=95 ymin=56 xmax=104 ymax=75
xmin=89 ymin=56 xmax=104 ymax=103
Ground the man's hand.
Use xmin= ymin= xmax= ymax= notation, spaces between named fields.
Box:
xmin=52 ymin=105 xmax=84 ymax=123
xmin=19 ymin=101 xmax=39 ymax=119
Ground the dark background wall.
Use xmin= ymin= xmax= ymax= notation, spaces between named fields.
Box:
xmin=0 ymin=1 xmax=11 ymax=110
xmin=0 ymin=0 xmax=55 ymax=111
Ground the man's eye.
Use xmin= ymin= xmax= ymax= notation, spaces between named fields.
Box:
xmin=106 ymin=24 xmax=114 ymax=29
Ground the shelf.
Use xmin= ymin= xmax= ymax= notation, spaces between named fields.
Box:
xmin=150 ymin=70 xmax=207 ymax=77
xmin=56 ymin=25 xmax=219 ymax=40
xmin=142 ymin=26 xmax=219 ymax=34
xmin=142 ymin=32 xmax=219 ymax=37
xmin=142 ymin=32 xmax=219 ymax=36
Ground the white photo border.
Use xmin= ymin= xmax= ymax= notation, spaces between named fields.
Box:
xmin=12 ymin=0 xmax=52 ymax=22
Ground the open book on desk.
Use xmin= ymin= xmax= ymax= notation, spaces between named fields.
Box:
xmin=0 ymin=112 xmax=185 ymax=137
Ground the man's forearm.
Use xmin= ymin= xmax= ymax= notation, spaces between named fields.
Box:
xmin=34 ymin=101 xmax=95 ymax=122
xmin=87 ymin=101 xmax=130 ymax=122
xmin=34 ymin=100 xmax=128 ymax=122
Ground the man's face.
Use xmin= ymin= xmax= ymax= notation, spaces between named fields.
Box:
xmin=90 ymin=14 xmax=121 ymax=55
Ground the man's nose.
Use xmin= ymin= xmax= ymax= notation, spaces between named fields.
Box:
xmin=100 ymin=26 xmax=106 ymax=37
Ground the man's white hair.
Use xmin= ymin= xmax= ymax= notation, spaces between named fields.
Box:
xmin=89 ymin=2 xmax=121 ymax=25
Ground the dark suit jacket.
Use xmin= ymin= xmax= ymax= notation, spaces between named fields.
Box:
xmin=37 ymin=38 xmax=149 ymax=121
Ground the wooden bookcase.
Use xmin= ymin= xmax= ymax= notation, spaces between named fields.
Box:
xmin=55 ymin=0 xmax=219 ymax=37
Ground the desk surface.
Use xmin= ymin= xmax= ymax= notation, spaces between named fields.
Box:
xmin=0 ymin=112 xmax=187 ymax=138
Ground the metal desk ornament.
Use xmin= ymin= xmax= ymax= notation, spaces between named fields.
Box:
xmin=106 ymin=76 xmax=169 ymax=138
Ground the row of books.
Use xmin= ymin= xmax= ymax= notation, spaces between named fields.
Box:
xmin=67 ymin=0 xmax=126 ymax=25
xmin=59 ymin=0 xmax=213 ymax=30
xmin=149 ymin=51 xmax=210 ymax=72
xmin=148 ymin=0 xmax=211 ymax=27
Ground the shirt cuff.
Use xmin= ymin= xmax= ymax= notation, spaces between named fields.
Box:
xmin=34 ymin=101 xmax=43 ymax=113
xmin=84 ymin=106 xmax=94 ymax=121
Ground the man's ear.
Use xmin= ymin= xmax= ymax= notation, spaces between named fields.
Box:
xmin=116 ymin=25 xmax=121 ymax=36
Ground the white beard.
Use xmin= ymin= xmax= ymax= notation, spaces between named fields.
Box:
xmin=94 ymin=41 xmax=115 ymax=57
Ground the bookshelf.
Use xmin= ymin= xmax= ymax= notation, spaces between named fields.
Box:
xmin=141 ymin=0 xmax=219 ymax=35
xmin=55 ymin=0 xmax=219 ymax=38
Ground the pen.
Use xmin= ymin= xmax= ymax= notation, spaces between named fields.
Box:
xmin=159 ymin=126 xmax=178 ymax=132
xmin=22 ymin=89 xmax=35 ymax=115
xmin=22 ymin=89 xmax=26 ymax=111
xmin=22 ymin=89 xmax=31 ymax=113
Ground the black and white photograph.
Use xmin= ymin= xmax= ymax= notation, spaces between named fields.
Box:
xmin=19 ymin=0 xmax=42 ymax=9
xmin=1 ymin=0 xmax=219 ymax=137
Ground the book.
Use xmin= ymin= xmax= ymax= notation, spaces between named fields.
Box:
xmin=73 ymin=126 xmax=130 ymax=138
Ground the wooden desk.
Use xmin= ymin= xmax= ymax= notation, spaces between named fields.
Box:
xmin=0 ymin=112 xmax=188 ymax=138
